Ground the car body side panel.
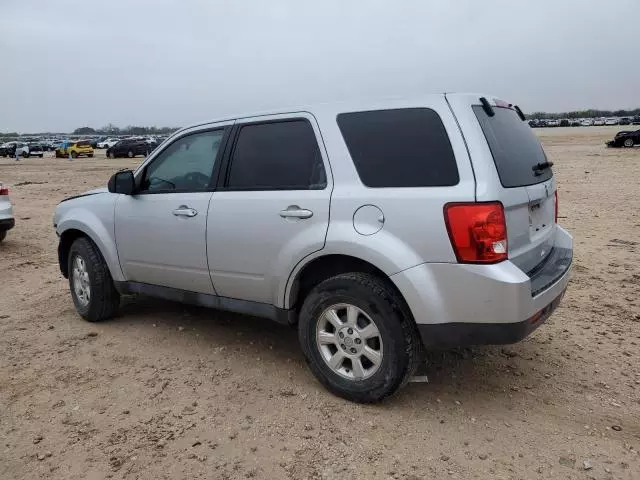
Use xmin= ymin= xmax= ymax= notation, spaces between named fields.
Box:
xmin=279 ymin=95 xmax=476 ymax=308
xmin=54 ymin=194 xmax=125 ymax=281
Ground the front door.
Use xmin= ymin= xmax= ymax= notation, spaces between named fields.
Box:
xmin=207 ymin=115 xmax=332 ymax=305
xmin=115 ymin=126 xmax=229 ymax=294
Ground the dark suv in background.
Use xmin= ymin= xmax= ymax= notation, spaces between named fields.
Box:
xmin=106 ymin=138 xmax=150 ymax=158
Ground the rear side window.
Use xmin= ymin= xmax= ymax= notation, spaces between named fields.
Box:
xmin=77 ymin=141 xmax=90 ymax=147
xmin=337 ymin=108 xmax=459 ymax=188
xmin=226 ymin=120 xmax=326 ymax=190
xmin=473 ymin=106 xmax=552 ymax=187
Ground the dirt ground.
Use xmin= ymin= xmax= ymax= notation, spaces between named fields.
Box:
xmin=1 ymin=126 xmax=639 ymax=480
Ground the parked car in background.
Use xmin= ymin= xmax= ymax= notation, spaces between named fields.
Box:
xmin=27 ymin=142 xmax=44 ymax=158
xmin=546 ymin=119 xmax=559 ymax=127
xmin=632 ymin=116 xmax=640 ymax=125
xmin=0 ymin=182 xmax=14 ymax=242
xmin=594 ymin=118 xmax=605 ymax=126
xmin=14 ymin=143 xmax=31 ymax=158
xmin=570 ymin=119 xmax=581 ymax=127
xmin=55 ymin=140 xmax=94 ymax=158
xmin=0 ymin=142 xmax=15 ymax=157
xmin=605 ymin=118 xmax=619 ymax=126
xmin=619 ymin=118 xmax=631 ymax=126
xmin=106 ymin=138 xmax=150 ymax=158
xmin=97 ymin=138 xmax=120 ymax=149
xmin=606 ymin=129 xmax=640 ymax=148
xmin=581 ymin=119 xmax=594 ymax=127
xmin=54 ymin=94 xmax=572 ymax=402
xmin=559 ymin=119 xmax=570 ymax=127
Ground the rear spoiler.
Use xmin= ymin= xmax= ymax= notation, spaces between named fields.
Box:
xmin=479 ymin=97 xmax=527 ymax=121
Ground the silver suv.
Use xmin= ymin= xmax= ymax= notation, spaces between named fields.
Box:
xmin=54 ymin=94 xmax=572 ymax=402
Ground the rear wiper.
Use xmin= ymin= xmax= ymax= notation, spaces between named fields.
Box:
xmin=532 ymin=161 xmax=554 ymax=175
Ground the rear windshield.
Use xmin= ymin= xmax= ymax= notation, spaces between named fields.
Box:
xmin=473 ymin=106 xmax=552 ymax=187
xmin=337 ymin=108 xmax=459 ymax=188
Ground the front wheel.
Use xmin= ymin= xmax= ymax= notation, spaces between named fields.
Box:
xmin=68 ymin=237 xmax=120 ymax=322
xmin=298 ymin=273 xmax=421 ymax=403
xmin=0 ymin=231 xmax=6 ymax=242
xmin=127 ymin=150 xmax=134 ymax=158
xmin=624 ymin=138 xmax=635 ymax=148
xmin=38 ymin=154 xmax=43 ymax=158
xmin=108 ymin=151 xmax=116 ymax=159
xmin=71 ymin=151 xmax=78 ymax=158
xmin=88 ymin=153 xmax=94 ymax=157
xmin=22 ymin=152 xmax=29 ymax=158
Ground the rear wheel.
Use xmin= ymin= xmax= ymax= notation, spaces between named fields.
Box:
xmin=108 ymin=151 xmax=116 ymax=159
xmin=127 ymin=150 xmax=134 ymax=158
xmin=298 ymin=273 xmax=421 ymax=403
xmin=68 ymin=237 xmax=120 ymax=322
xmin=38 ymin=154 xmax=43 ymax=158
xmin=71 ymin=151 xmax=78 ymax=158
xmin=88 ymin=153 xmax=94 ymax=157
xmin=0 ymin=231 xmax=6 ymax=242
xmin=22 ymin=151 xmax=29 ymax=158
xmin=624 ymin=138 xmax=635 ymax=148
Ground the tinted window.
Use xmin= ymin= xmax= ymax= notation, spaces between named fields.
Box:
xmin=77 ymin=141 xmax=90 ymax=146
xmin=337 ymin=108 xmax=459 ymax=188
xmin=142 ymin=130 xmax=224 ymax=192
xmin=226 ymin=120 xmax=326 ymax=190
xmin=473 ymin=106 xmax=552 ymax=188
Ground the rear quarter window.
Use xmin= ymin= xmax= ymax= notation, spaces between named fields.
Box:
xmin=337 ymin=108 xmax=459 ymax=188
xmin=473 ymin=106 xmax=552 ymax=187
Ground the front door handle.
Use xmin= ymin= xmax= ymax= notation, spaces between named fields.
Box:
xmin=172 ymin=205 xmax=198 ymax=217
xmin=279 ymin=206 xmax=313 ymax=219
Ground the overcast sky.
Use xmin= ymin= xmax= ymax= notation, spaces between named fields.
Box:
xmin=1 ymin=0 xmax=638 ymax=132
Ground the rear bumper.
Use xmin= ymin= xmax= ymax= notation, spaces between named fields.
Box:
xmin=0 ymin=217 xmax=15 ymax=231
xmin=417 ymin=290 xmax=565 ymax=347
xmin=390 ymin=226 xmax=573 ymax=347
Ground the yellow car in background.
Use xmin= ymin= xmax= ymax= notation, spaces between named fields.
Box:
xmin=55 ymin=140 xmax=94 ymax=158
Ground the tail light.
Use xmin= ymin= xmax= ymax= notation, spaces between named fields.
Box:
xmin=444 ymin=202 xmax=507 ymax=264
xmin=554 ymin=190 xmax=558 ymax=223
xmin=0 ymin=184 xmax=8 ymax=196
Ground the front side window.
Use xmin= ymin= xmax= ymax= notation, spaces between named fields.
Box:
xmin=141 ymin=129 xmax=224 ymax=192
xmin=226 ymin=120 xmax=326 ymax=190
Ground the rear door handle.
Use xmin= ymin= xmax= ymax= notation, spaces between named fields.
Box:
xmin=279 ymin=206 xmax=313 ymax=219
xmin=172 ymin=205 xmax=198 ymax=217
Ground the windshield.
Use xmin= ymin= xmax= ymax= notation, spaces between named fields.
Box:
xmin=473 ymin=106 xmax=552 ymax=188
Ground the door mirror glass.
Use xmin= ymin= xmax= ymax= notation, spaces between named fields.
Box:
xmin=108 ymin=170 xmax=135 ymax=195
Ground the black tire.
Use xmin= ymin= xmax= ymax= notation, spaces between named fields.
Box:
xmin=71 ymin=151 xmax=78 ymax=158
xmin=127 ymin=150 xmax=134 ymax=158
xmin=108 ymin=151 xmax=116 ymax=159
xmin=67 ymin=237 xmax=120 ymax=322
xmin=88 ymin=153 xmax=94 ymax=157
xmin=623 ymin=138 xmax=635 ymax=148
xmin=22 ymin=151 xmax=29 ymax=158
xmin=0 ymin=231 xmax=6 ymax=242
xmin=38 ymin=154 xmax=43 ymax=158
xmin=298 ymin=272 xmax=422 ymax=403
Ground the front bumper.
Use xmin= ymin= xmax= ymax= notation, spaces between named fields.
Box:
xmin=391 ymin=226 xmax=573 ymax=347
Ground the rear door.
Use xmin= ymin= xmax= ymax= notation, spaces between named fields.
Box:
xmin=206 ymin=113 xmax=332 ymax=305
xmin=446 ymin=94 xmax=556 ymax=274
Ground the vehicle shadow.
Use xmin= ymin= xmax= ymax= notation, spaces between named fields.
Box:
xmin=113 ymin=295 xmax=555 ymax=407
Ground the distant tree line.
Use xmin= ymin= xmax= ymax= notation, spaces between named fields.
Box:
xmin=527 ymin=108 xmax=640 ymax=120
xmin=73 ymin=124 xmax=179 ymax=136
xmin=0 ymin=125 xmax=180 ymax=138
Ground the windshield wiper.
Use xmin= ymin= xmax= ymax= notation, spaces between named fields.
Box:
xmin=532 ymin=161 xmax=554 ymax=175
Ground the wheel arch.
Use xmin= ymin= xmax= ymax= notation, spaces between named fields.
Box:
xmin=57 ymin=217 xmax=124 ymax=282
xmin=285 ymin=253 xmax=414 ymax=322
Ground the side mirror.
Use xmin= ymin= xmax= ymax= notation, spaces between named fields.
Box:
xmin=108 ymin=170 xmax=135 ymax=195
